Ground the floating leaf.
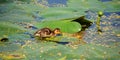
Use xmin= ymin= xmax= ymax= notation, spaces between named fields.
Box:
xmin=58 ymin=56 xmax=67 ymax=60
xmin=67 ymin=0 xmax=120 ymax=12
xmin=2 ymin=54 xmax=25 ymax=60
xmin=41 ymin=7 xmax=85 ymax=20
xmin=0 ymin=43 xmax=21 ymax=52
xmin=35 ymin=20 xmax=82 ymax=33
xmin=0 ymin=22 xmax=25 ymax=37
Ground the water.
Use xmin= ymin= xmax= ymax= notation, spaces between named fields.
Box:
xmin=84 ymin=12 xmax=120 ymax=45
xmin=47 ymin=0 xmax=67 ymax=5
xmin=38 ymin=0 xmax=67 ymax=7
xmin=99 ymin=0 xmax=112 ymax=2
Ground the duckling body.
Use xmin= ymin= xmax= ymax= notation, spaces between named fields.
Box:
xmin=34 ymin=28 xmax=52 ymax=40
xmin=34 ymin=28 xmax=62 ymax=40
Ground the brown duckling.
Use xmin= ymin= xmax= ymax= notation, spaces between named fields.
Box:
xmin=34 ymin=28 xmax=52 ymax=40
xmin=34 ymin=28 xmax=62 ymax=40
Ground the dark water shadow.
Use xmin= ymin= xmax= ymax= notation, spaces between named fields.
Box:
xmin=36 ymin=39 xmax=70 ymax=45
xmin=56 ymin=41 xmax=69 ymax=45
xmin=73 ymin=16 xmax=93 ymax=31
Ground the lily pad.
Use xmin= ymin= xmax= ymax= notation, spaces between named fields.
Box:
xmin=0 ymin=22 xmax=25 ymax=38
xmin=35 ymin=20 xmax=82 ymax=33
xmin=0 ymin=43 xmax=21 ymax=52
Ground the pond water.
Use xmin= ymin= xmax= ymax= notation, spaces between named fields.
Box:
xmin=84 ymin=11 xmax=120 ymax=44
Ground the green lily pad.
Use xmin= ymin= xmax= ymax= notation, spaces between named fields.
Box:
xmin=0 ymin=43 xmax=21 ymax=52
xmin=40 ymin=7 xmax=85 ymax=20
xmin=35 ymin=20 xmax=82 ymax=33
xmin=0 ymin=22 xmax=25 ymax=37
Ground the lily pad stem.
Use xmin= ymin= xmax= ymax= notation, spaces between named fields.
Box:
xmin=96 ymin=11 xmax=103 ymax=34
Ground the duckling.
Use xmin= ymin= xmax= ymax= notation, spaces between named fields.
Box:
xmin=34 ymin=28 xmax=52 ymax=40
xmin=34 ymin=28 xmax=62 ymax=40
